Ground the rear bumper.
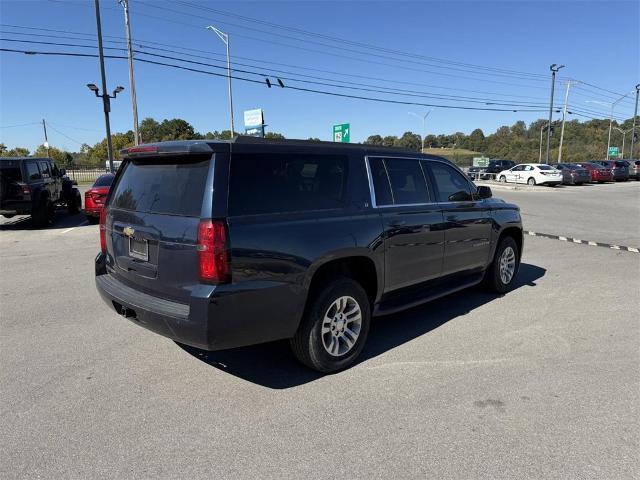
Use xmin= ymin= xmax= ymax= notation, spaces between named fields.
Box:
xmin=94 ymin=253 xmax=303 ymax=351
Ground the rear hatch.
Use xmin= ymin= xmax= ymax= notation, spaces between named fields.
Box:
xmin=0 ymin=160 xmax=26 ymax=208
xmin=105 ymin=149 xmax=215 ymax=303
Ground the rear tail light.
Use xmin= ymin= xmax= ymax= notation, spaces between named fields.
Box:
xmin=197 ymin=220 xmax=230 ymax=283
xmin=99 ymin=208 xmax=107 ymax=253
xmin=20 ymin=183 xmax=30 ymax=195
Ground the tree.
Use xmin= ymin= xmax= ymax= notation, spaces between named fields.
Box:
xmin=86 ymin=132 xmax=135 ymax=165
xmin=139 ymin=117 xmax=161 ymax=143
xmin=395 ymin=131 xmax=421 ymax=151
xmin=6 ymin=147 xmax=30 ymax=157
xmin=468 ymin=128 xmax=485 ymax=152
xmin=33 ymin=144 xmax=73 ymax=165
xmin=364 ymin=134 xmax=383 ymax=146
xmin=159 ymin=118 xmax=198 ymax=141
xmin=264 ymin=132 xmax=285 ymax=139
xmin=382 ymin=135 xmax=397 ymax=148
xmin=0 ymin=143 xmax=6 ymax=155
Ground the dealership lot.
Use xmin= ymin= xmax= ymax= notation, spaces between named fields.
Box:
xmin=1 ymin=184 xmax=638 ymax=479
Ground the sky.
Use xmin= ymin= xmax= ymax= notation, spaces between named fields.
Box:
xmin=0 ymin=0 xmax=638 ymax=152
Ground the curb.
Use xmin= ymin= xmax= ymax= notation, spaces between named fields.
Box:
xmin=524 ymin=231 xmax=640 ymax=254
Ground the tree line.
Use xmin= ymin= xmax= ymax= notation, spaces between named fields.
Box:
xmin=1 ymin=115 xmax=637 ymax=167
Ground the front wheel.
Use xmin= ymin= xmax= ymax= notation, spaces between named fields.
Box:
xmin=527 ymin=177 xmax=536 ymax=186
xmin=290 ymin=277 xmax=371 ymax=373
xmin=482 ymin=236 xmax=520 ymax=293
xmin=499 ymin=175 xmax=506 ymax=183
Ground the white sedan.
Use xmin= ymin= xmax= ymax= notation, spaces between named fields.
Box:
xmin=497 ymin=163 xmax=563 ymax=186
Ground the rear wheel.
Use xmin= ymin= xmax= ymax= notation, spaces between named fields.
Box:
xmin=482 ymin=236 xmax=520 ymax=294
xmin=67 ymin=189 xmax=81 ymax=214
xmin=32 ymin=198 xmax=52 ymax=227
xmin=290 ymin=277 xmax=370 ymax=373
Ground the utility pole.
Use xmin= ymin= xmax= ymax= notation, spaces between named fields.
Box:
xmin=207 ymin=26 xmax=235 ymax=137
xmin=94 ymin=0 xmax=114 ymax=172
xmin=614 ymin=127 xmax=633 ymax=159
xmin=119 ymin=0 xmax=140 ymax=145
xmin=557 ymin=80 xmax=577 ymax=163
xmin=546 ymin=64 xmax=565 ymax=164
xmin=630 ymin=84 xmax=640 ymax=159
xmin=42 ymin=119 xmax=50 ymax=158
xmin=538 ymin=122 xmax=549 ymax=163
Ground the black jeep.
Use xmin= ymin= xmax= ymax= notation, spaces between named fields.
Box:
xmin=0 ymin=157 xmax=82 ymax=226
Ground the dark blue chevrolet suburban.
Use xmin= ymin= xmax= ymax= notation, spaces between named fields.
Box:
xmin=95 ymin=137 xmax=523 ymax=372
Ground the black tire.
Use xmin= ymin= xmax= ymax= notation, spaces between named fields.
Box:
xmin=527 ymin=177 xmax=536 ymax=186
xmin=67 ymin=189 xmax=81 ymax=214
xmin=499 ymin=175 xmax=506 ymax=183
xmin=482 ymin=236 xmax=520 ymax=294
xmin=86 ymin=215 xmax=99 ymax=224
xmin=290 ymin=277 xmax=371 ymax=373
xmin=31 ymin=198 xmax=52 ymax=227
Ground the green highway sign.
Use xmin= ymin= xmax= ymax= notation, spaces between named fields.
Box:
xmin=608 ymin=146 xmax=619 ymax=157
xmin=333 ymin=123 xmax=350 ymax=143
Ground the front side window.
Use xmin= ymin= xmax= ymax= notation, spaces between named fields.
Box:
xmin=26 ymin=162 xmax=41 ymax=180
xmin=38 ymin=161 xmax=51 ymax=178
xmin=427 ymin=162 xmax=472 ymax=203
xmin=228 ymin=153 xmax=348 ymax=216
xmin=384 ymin=158 xmax=430 ymax=205
xmin=512 ymin=165 xmax=525 ymax=171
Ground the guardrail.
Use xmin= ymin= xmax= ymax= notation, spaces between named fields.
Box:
xmin=63 ymin=166 xmax=108 ymax=184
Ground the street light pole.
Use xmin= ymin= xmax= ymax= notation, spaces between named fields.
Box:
xmin=119 ymin=0 xmax=140 ymax=145
xmin=408 ymin=110 xmax=431 ymax=152
xmin=557 ymin=80 xmax=577 ymax=163
xmin=614 ymin=127 xmax=632 ymax=159
xmin=93 ymin=0 xmax=114 ymax=172
xmin=630 ymin=84 xmax=640 ymax=159
xmin=606 ymin=92 xmax=632 ymax=159
xmin=207 ymin=26 xmax=235 ymax=137
xmin=546 ymin=64 xmax=565 ymax=164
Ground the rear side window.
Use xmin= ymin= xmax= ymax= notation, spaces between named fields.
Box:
xmin=427 ymin=162 xmax=472 ymax=202
xmin=26 ymin=162 xmax=41 ymax=180
xmin=228 ymin=153 xmax=348 ymax=216
xmin=110 ymin=156 xmax=210 ymax=216
xmin=368 ymin=157 xmax=393 ymax=206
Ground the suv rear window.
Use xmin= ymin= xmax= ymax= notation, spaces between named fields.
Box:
xmin=0 ymin=164 xmax=22 ymax=182
xmin=110 ymin=156 xmax=210 ymax=216
xmin=228 ymin=153 xmax=347 ymax=216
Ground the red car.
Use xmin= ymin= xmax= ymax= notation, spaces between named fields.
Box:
xmin=85 ymin=173 xmax=114 ymax=222
xmin=575 ymin=162 xmax=613 ymax=183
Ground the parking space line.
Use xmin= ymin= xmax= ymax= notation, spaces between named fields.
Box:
xmin=60 ymin=220 xmax=89 ymax=234
xmin=524 ymin=230 xmax=640 ymax=254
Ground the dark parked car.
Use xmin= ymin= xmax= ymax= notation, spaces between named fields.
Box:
xmin=467 ymin=165 xmax=486 ymax=180
xmin=552 ymin=163 xmax=591 ymax=185
xmin=85 ymin=173 xmax=115 ymax=223
xmin=95 ymin=138 xmax=523 ymax=372
xmin=574 ymin=162 xmax=613 ymax=183
xmin=0 ymin=157 xmax=81 ymax=226
xmin=628 ymin=160 xmax=640 ymax=180
xmin=596 ymin=160 xmax=629 ymax=181
xmin=483 ymin=159 xmax=516 ymax=178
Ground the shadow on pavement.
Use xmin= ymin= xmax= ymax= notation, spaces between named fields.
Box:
xmin=177 ymin=263 xmax=546 ymax=390
xmin=0 ymin=209 xmax=92 ymax=231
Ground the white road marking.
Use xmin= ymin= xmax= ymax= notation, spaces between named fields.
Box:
xmin=60 ymin=220 xmax=89 ymax=235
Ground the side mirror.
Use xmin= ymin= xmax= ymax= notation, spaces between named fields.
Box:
xmin=477 ymin=185 xmax=492 ymax=199
xmin=448 ymin=190 xmax=473 ymax=202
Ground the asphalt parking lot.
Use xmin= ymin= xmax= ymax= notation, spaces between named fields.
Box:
xmin=1 ymin=182 xmax=639 ymax=479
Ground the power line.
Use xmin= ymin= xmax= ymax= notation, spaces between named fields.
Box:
xmin=0 ymin=47 xmax=555 ymax=113
xmin=0 ymin=37 xmax=556 ymax=107
xmin=0 ymin=23 xmax=566 ymax=102
xmin=45 ymin=123 xmax=86 ymax=145
xmin=0 ymin=121 xmax=41 ymax=128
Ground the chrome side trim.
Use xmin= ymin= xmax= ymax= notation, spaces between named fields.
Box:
xmin=363 ymin=156 xmax=377 ymax=208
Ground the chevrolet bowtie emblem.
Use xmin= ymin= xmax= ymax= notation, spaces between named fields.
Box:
xmin=123 ymin=226 xmax=135 ymax=238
